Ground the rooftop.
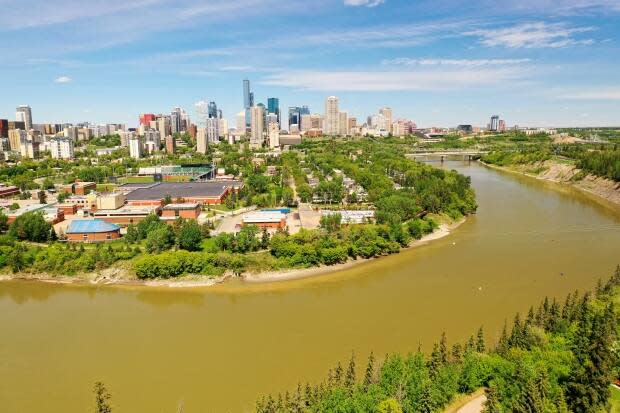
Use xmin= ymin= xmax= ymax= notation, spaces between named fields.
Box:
xmin=126 ymin=181 xmax=242 ymax=201
xmin=163 ymin=203 xmax=201 ymax=210
xmin=66 ymin=219 xmax=120 ymax=234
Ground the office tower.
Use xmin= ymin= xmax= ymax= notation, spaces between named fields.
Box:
xmin=300 ymin=105 xmax=310 ymax=116
xmin=218 ymin=109 xmax=223 ymax=119
xmin=288 ymin=107 xmax=301 ymax=130
xmin=218 ymin=118 xmax=228 ymax=138
xmin=325 ymin=96 xmax=339 ymax=135
xmin=188 ymin=124 xmax=197 ymax=140
xmin=50 ymin=137 xmax=75 ymax=159
xmin=339 ymin=111 xmax=348 ymax=136
xmin=139 ymin=114 xmax=156 ymax=126
xmin=379 ymin=107 xmax=393 ymax=134
xmin=196 ymin=127 xmax=208 ymax=154
xmin=243 ymin=79 xmax=254 ymax=128
xmin=206 ymin=117 xmax=219 ymax=143
xmin=118 ymin=130 xmax=133 ymax=147
xmin=129 ymin=137 xmax=143 ymax=159
xmin=144 ymin=130 xmax=161 ymax=151
xmin=165 ymin=135 xmax=175 ymax=154
xmin=16 ymin=105 xmax=32 ymax=131
xmin=490 ymin=115 xmax=500 ymax=132
xmin=171 ymin=107 xmax=183 ymax=134
xmin=300 ymin=114 xmax=311 ymax=132
xmin=268 ymin=121 xmax=280 ymax=149
xmin=208 ymin=101 xmax=218 ymax=119
xmin=267 ymin=98 xmax=280 ymax=124
xmin=250 ymin=105 xmax=265 ymax=148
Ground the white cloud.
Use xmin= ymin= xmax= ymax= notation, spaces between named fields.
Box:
xmin=382 ymin=58 xmax=532 ymax=66
xmin=261 ymin=68 xmax=526 ymax=91
xmin=558 ymin=88 xmax=620 ymax=100
xmin=54 ymin=75 xmax=72 ymax=84
xmin=465 ymin=22 xmax=596 ymax=48
xmin=344 ymin=0 xmax=385 ymax=7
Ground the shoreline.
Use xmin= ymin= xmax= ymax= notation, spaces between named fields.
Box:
xmin=479 ymin=160 xmax=620 ymax=208
xmin=0 ymin=218 xmax=466 ymax=289
xmin=242 ymin=217 xmax=466 ymax=284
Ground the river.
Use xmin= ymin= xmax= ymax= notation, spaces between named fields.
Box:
xmin=1 ymin=161 xmax=620 ymax=412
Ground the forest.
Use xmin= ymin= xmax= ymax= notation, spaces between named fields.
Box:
xmin=254 ymin=267 xmax=620 ymax=413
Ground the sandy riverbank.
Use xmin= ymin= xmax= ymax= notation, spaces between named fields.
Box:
xmin=242 ymin=218 xmax=466 ymax=284
xmin=480 ymin=160 xmax=620 ymax=208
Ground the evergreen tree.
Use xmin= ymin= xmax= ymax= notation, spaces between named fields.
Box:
xmin=439 ymin=332 xmax=448 ymax=364
xmin=483 ymin=384 xmax=501 ymax=413
xmin=93 ymin=381 xmax=112 ymax=413
xmin=363 ymin=352 xmax=375 ymax=389
xmin=344 ymin=353 xmax=356 ymax=391
xmin=476 ymin=326 xmax=485 ymax=353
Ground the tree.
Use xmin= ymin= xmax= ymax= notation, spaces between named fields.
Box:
xmin=177 ymin=220 xmax=203 ymax=251
xmin=93 ymin=381 xmax=112 ymax=413
xmin=363 ymin=352 xmax=375 ymax=389
xmin=377 ymin=398 xmax=403 ymax=413
xmin=0 ymin=211 xmax=8 ymax=232
xmin=320 ymin=213 xmax=341 ymax=233
xmin=476 ymin=326 xmax=485 ymax=353
xmin=281 ymin=187 xmax=294 ymax=207
xmin=163 ymin=194 xmax=172 ymax=205
xmin=9 ymin=212 xmax=51 ymax=242
xmin=145 ymin=225 xmax=175 ymax=253
xmin=38 ymin=190 xmax=47 ymax=204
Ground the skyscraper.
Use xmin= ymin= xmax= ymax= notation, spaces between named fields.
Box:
xmin=208 ymin=101 xmax=218 ymax=119
xmin=288 ymin=107 xmax=301 ymax=130
xmin=250 ymin=105 xmax=265 ymax=148
xmin=379 ymin=107 xmax=393 ymax=134
xmin=16 ymin=105 xmax=32 ymax=131
xmin=243 ymin=79 xmax=254 ymax=129
xmin=267 ymin=98 xmax=280 ymax=124
xmin=325 ymin=96 xmax=339 ymax=136
xmin=171 ymin=107 xmax=183 ymax=134
xmin=490 ymin=115 xmax=500 ymax=132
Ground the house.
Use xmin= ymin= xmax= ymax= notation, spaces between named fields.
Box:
xmin=161 ymin=203 xmax=202 ymax=222
xmin=65 ymin=219 xmax=121 ymax=242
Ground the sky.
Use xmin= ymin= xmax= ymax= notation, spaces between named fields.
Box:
xmin=1 ymin=0 xmax=620 ymax=128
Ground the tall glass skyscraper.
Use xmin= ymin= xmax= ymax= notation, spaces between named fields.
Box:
xmin=267 ymin=98 xmax=280 ymax=124
xmin=208 ymin=101 xmax=218 ymax=119
xmin=288 ymin=106 xmax=301 ymax=129
xmin=243 ymin=79 xmax=254 ymax=129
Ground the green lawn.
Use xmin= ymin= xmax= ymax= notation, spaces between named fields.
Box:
xmin=119 ymin=176 xmax=155 ymax=184
xmin=611 ymin=386 xmax=620 ymax=413
xmin=96 ymin=183 xmax=117 ymax=192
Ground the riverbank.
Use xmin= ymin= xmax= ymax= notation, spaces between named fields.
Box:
xmin=480 ymin=160 xmax=620 ymax=207
xmin=243 ymin=217 xmax=466 ymax=284
xmin=0 ymin=218 xmax=466 ymax=288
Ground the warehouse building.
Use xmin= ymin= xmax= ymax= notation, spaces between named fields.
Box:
xmin=65 ymin=220 xmax=121 ymax=242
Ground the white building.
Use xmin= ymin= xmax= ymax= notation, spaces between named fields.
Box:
xmin=324 ymin=96 xmax=339 ymax=136
xmin=379 ymin=107 xmax=393 ymax=134
xmin=50 ymin=137 xmax=74 ymax=159
xmin=129 ymin=137 xmax=143 ymax=159
xmin=196 ymin=127 xmax=208 ymax=154
xmin=338 ymin=111 xmax=348 ymax=136
xmin=206 ymin=117 xmax=219 ymax=144
xmin=143 ymin=130 xmax=161 ymax=151
xmin=268 ymin=121 xmax=280 ymax=149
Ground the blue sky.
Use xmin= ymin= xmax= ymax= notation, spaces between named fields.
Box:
xmin=1 ymin=0 xmax=619 ymax=128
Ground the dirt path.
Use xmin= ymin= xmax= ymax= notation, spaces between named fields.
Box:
xmin=443 ymin=389 xmax=486 ymax=413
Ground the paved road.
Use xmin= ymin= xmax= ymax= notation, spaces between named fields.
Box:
xmin=456 ymin=394 xmax=487 ymax=413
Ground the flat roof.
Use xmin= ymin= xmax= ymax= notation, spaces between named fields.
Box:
xmin=163 ymin=203 xmax=201 ymax=210
xmin=126 ymin=181 xmax=242 ymax=201
xmin=93 ymin=205 xmax=159 ymax=216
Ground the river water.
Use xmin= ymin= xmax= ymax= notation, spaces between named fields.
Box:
xmin=1 ymin=161 xmax=619 ymax=412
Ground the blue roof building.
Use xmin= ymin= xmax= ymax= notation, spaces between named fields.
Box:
xmin=65 ymin=219 xmax=121 ymax=242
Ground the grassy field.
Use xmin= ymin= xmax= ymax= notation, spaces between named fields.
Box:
xmin=611 ymin=386 xmax=620 ymax=413
xmin=96 ymin=183 xmax=117 ymax=192
xmin=118 ymin=176 xmax=155 ymax=184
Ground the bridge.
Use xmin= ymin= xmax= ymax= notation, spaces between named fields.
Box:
xmin=406 ymin=150 xmax=488 ymax=161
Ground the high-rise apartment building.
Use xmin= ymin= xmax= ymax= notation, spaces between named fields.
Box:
xmin=379 ymin=107 xmax=393 ymax=134
xmin=236 ymin=111 xmax=246 ymax=134
xmin=288 ymin=107 xmax=301 ymax=130
xmin=196 ymin=127 xmax=208 ymax=154
xmin=50 ymin=137 xmax=75 ymax=159
xmin=158 ymin=116 xmax=170 ymax=143
xmin=20 ymin=132 xmax=40 ymax=159
xmin=16 ymin=105 xmax=32 ymax=131
xmin=268 ymin=121 xmax=280 ymax=149
xmin=171 ymin=107 xmax=183 ymax=134
xmin=206 ymin=118 xmax=219 ymax=143
xmin=325 ymin=96 xmax=339 ymax=136
xmin=208 ymin=102 xmax=218 ymax=119
xmin=165 ymin=135 xmax=175 ymax=154
xmin=129 ymin=137 xmax=143 ymax=159
xmin=8 ymin=129 xmax=25 ymax=151
xmin=250 ymin=105 xmax=265 ymax=148
xmin=339 ymin=111 xmax=348 ymax=136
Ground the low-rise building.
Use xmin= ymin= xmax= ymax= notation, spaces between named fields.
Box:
xmin=242 ymin=211 xmax=286 ymax=229
xmin=96 ymin=192 xmax=126 ymax=210
xmin=65 ymin=219 xmax=121 ymax=242
xmin=161 ymin=203 xmax=202 ymax=222
xmin=0 ymin=184 xmax=20 ymax=198
xmin=92 ymin=205 xmax=160 ymax=226
xmin=125 ymin=181 xmax=242 ymax=206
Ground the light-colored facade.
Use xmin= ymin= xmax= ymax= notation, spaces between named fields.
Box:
xmin=196 ymin=127 xmax=208 ymax=154
xmin=50 ymin=136 xmax=74 ymax=159
xmin=324 ymin=96 xmax=339 ymax=135
xmin=129 ymin=137 xmax=143 ymax=159
xmin=379 ymin=107 xmax=393 ymax=134
xmin=8 ymin=129 xmax=25 ymax=151
xmin=338 ymin=111 xmax=348 ymax=136
xmin=15 ymin=105 xmax=32 ymax=131
xmin=268 ymin=121 xmax=280 ymax=149
xmin=250 ymin=105 xmax=265 ymax=148
xmin=206 ymin=117 xmax=219 ymax=144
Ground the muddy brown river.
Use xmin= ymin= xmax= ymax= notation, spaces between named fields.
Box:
xmin=1 ymin=161 xmax=619 ymax=412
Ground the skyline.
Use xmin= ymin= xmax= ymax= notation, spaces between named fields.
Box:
xmin=1 ymin=0 xmax=620 ymax=127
